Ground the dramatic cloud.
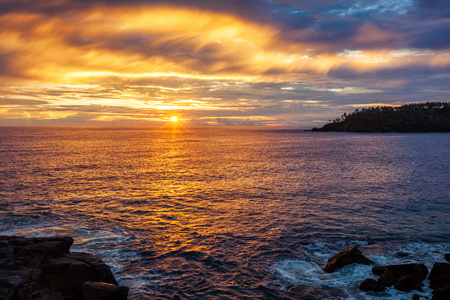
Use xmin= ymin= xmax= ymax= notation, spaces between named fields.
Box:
xmin=0 ymin=0 xmax=448 ymax=126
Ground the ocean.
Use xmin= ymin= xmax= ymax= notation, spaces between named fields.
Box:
xmin=1 ymin=127 xmax=449 ymax=299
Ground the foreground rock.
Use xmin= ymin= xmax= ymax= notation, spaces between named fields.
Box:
xmin=429 ymin=262 xmax=450 ymax=300
xmin=324 ymin=246 xmax=374 ymax=273
xmin=359 ymin=263 xmax=428 ymax=293
xmin=372 ymin=264 xmax=429 ymax=282
xmin=359 ymin=278 xmax=386 ymax=292
xmin=0 ymin=236 xmax=128 ymax=300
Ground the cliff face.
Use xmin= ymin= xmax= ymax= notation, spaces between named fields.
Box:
xmin=313 ymin=102 xmax=450 ymax=133
xmin=0 ymin=236 xmax=128 ymax=300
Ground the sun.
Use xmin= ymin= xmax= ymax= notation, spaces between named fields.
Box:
xmin=170 ymin=116 xmax=179 ymax=122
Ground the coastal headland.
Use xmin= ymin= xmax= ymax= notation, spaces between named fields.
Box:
xmin=311 ymin=102 xmax=450 ymax=133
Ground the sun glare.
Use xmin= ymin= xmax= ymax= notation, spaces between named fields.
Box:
xmin=170 ymin=116 xmax=179 ymax=122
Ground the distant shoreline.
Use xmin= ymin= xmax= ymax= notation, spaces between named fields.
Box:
xmin=311 ymin=102 xmax=450 ymax=133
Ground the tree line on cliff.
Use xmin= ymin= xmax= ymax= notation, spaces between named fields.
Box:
xmin=312 ymin=102 xmax=450 ymax=132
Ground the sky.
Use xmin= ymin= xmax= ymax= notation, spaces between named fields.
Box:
xmin=0 ymin=0 xmax=449 ymax=126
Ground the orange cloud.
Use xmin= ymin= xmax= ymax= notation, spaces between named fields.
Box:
xmin=0 ymin=3 xmax=448 ymax=126
xmin=352 ymin=23 xmax=405 ymax=46
xmin=1 ymin=4 xmax=448 ymax=86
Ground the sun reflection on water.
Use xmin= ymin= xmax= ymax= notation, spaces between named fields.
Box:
xmin=1 ymin=128 xmax=449 ymax=299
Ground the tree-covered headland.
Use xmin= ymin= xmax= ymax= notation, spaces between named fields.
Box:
xmin=312 ymin=102 xmax=450 ymax=132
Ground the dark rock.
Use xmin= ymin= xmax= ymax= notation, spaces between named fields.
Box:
xmin=429 ymin=263 xmax=450 ymax=290
xmin=83 ymin=282 xmax=129 ymax=300
xmin=11 ymin=237 xmax=74 ymax=268
xmin=0 ymin=278 xmax=14 ymax=300
xmin=430 ymin=263 xmax=450 ymax=280
xmin=0 ymin=247 xmax=15 ymax=268
xmin=63 ymin=261 xmax=96 ymax=296
xmin=0 ymin=237 xmax=22 ymax=241
xmin=0 ymin=270 xmax=32 ymax=300
xmin=0 ymin=236 xmax=126 ymax=300
xmin=324 ymin=246 xmax=374 ymax=273
xmin=378 ymin=269 xmax=397 ymax=287
xmin=23 ymin=244 xmax=46 ymax=265
xmin=394 ymin=275 xmax=421 ymax=292
xmin=395 ymin=251 xmax=410 ymax=258
xmin=8 ymin=237 xmax=73 ymax=252
xmin=42 ymin=256 xmax=80 ymax=287
xmin=35 ymin=241 xmax=71 ymax=259
xmin=65 ymin=252 xmax=118 ymax=285
xmin=372 ymin=263 xmax=429 ymax=282
xmin=41 ymin=253 xmax=118 ymax=294
xmin=359 ymin=278 xmax=386 ymax=292
xmin=432 ymin=282 xmax=450 ymax=300
xmin=0 ymin=270 xmax=31 ymax=288
xmin=445 ymin=254 xmax=450 ymax=263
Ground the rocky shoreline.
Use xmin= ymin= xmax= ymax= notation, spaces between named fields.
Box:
xmin=265 ymin=246 xmax=450 ymax=299
xmin=2 ymin=237 xmax=450 ymax=299
xmin=0 ymin=236 xmax=128 ymax=300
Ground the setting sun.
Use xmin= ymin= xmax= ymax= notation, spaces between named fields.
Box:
xmin=170 ymin=116 xmax=179 ymax=122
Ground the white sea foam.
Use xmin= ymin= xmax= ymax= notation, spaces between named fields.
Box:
xmin=272 ymin=240 xmax=450 ymax=299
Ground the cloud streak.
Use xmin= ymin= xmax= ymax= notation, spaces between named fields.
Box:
xmin=0 ymin=0 xmax=448 ymax=126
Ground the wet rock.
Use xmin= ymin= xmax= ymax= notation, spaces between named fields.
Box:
xmin=63 ymin=261 xmax=96 ymax=296
xmin=8 ymin=237 xmax=73 ymax=257
xmin=41 ymin=252 xmax=118 ymax=296
xmin=394 ymin=275 xmax=421 ymax=292
xmin=0 ymin=278 xmax=14 ymax=300
xmin=0 ymin=236 xmax=126 ymax=300
xmin=83 ymin=282 xmax=129 ymax=300
xmin=41 ymin=256 xmax=80 ymax=286
xmin=429 ymin=263 xmax=450 ymax=291
xmin=378 ymin=269 xmax=397 ymax=287
xmin=324 ymin=246 xmax=374 ymax=273
xmin=372 ymin=263 xmax=429 ymax=282
xmin=432 ymin=282 xmax=450 ymax=300
xmin=359 ymin=278 xmax=386 ymax=292
xmin=65 ymin=252 xmax=118 ymax=285
xmin=371 ymin=264 xmax=428 ymax=292
xmin=0 ymin=246 xmax=15 ymax=268
xmin=23 ymin=244 xmax=47 ymax=265
xmin=395 ymin=251 xmax=410 ymax=258
xmin=0 ymin=270 xmax=31 ymax=300
xmin=9 ymin=237 xmax=74 ymax=269
xmin=0 ymin=270 xmax=31 ymax=288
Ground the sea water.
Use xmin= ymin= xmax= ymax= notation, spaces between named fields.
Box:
xmin=1 ymin=127 xmax=449 ymax=299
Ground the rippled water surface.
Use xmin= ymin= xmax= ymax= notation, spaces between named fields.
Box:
xmin=1 ymin=127 xmax=449 ymax=299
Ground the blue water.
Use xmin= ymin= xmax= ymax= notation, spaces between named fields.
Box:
xmin=1 ymin=127 xmax=449 ymax=299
